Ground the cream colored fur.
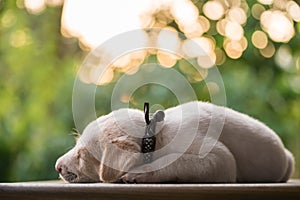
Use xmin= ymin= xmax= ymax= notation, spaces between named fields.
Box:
xmin=55 ymin=101 xmax=294 ymax=183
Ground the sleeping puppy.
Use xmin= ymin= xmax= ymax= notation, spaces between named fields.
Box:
xmin=55 ymin=101 xmax=294 ymax=183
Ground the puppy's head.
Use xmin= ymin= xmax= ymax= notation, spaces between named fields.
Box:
xmin=55 ymin=109 xmax=146 ymax=183
xmin=55 ymin=146 xmax=100 ymax=183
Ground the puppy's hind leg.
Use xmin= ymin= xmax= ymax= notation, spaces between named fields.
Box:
xmin=279 ymin=149 xmax=295 ymax=182
xmin=122 ymin=142 xmax=237 ymax=183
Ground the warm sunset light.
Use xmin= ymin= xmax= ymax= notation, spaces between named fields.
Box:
xmin=20 ymin=0 xmax=299 ymax=85
xmin=61 ymin=0 xmax=148 ymax=49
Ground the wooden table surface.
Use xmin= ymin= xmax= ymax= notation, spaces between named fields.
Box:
xmin=1 ymin=179 xmax=300 ymax=200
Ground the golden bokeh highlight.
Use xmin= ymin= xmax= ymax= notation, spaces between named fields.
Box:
xmin=157 ymin=51 xmax=178 ymax=68
xmin=251 ymin=3 xmax=266 ymax=20
xmin=251 ymin=3 xmax=265 ymax=20
xmin=58 ymin=0 xmax=300 ymax=85
xmin=157 ymin=27 xmax=181 ymax=53
xmin=182 ymin=37 xmax=214 ymax=58
xmin=93 ymin=67 xmax=114 ymax=85
xmin=225 ymin=21 xmax=244 ymax=41
xmin=286 ymin=1 xmax=300 ymax=22
xmin=78 ymin=67 xmax=92 ymax=84
xmin=1 ymin=10 xmax=17 ymax=28
xmin=273 ymin=0 xmax=288 ymax=10
xmin=198 ymin=16 xmax=211 ymax=33
xmin=120 ymin=94 xmax=131 ymax=103
xmin=171 ymin=0 xmax=199 ymax=28
xmin=227 ymin=7 xmax=247 ymax=25
xmin=23 ymin=0 xmax=63 ymax=14
xmin=215 ymin=48 xmax=226 ymax=65
xmin=223 ymin=36 xmax=247 ymax=59
xmin=203 ymin=1 xmax=225 ymax=20
xmin=24 ymin=0 xmax=46 ymax=14
xmin=224 ymin=39 xmax=243 ymax=59
xmin=182 ymin=39 xmax=204 ymax=58
xmin=259 ymin=41 xmax=275 ymax=58
xmin=179 ymin=59 xmax=208 ymax=82
xmin=197 ymin=52 xmax=216 ymax=69
xmin=182 ymin=20 xmax=204 ymax=38
xmin=275 ymin=45 xmax=293 ymax=71
xmin=258 ymin=0 xmax=274 ymax=5
xmin=112 ymin=57 xmax=142 ymax=75
xmin=206 ymin=82 xmax=220 ymax=95
xmin=216 ymin=19 xmax=228 ymax=36
xmin=182 ymin=15 xmax=211 ymax=38
xmin=112 ymin=54 xmax=131 ymax=69
xmin=261 ymin=10 xmax=295 ymax=43
xmin=252 ymin=30 xmax=268 ymax=49
xmin=239 ymin=36 xmax=248 ymax=51
xmin=9 ymin=29 xmax=32 ymax=48
xmin=111 ymin=50 xmax=147 ymax=74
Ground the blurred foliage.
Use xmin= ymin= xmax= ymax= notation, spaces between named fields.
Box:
xmin=0 ymin=0 xmax=299 ymax=182
xmin=0 ymin=1 xmax=81 ymax=181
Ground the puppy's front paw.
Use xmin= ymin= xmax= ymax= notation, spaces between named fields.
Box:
xmin=121 ymin=171 xmax=155 ymax=183
xmin=121 ymin=165 xmax=154 ymax=183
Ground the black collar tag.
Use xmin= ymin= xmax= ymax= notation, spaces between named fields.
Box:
xmin=142 ymin=102 xmax=165 ymax=163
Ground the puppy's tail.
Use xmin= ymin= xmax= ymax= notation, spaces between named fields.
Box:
xmin=279 ymin=149 xmax=295 ymax=182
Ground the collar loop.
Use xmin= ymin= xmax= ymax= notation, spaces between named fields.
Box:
xmin=142 ymin=102 xmax=165 ymax=163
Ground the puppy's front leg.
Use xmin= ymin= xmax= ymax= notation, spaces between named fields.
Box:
xmin=121 ymin=153 xmax=181 ymax=183
xmin=122 ymin=144 xmax=237 ymax=183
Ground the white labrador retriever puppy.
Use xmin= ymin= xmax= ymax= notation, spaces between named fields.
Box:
xmin=55 ymin=101 xmax=294 ymax=183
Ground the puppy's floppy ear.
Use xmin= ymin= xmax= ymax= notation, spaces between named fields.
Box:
xmin=99 ymin=136 xmax=141 ymax=182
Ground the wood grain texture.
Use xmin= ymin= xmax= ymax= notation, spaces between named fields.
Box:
xmin=0 ymin=180 xmax=300 ymax=200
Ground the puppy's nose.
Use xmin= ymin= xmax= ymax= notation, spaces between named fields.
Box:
xmin=55 ymin=165 xmax=62 ymax=173
xmin=55 ymin=161 xmax=62 ymax=173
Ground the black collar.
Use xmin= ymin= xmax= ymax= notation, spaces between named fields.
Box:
xmin=141 ymin=102 xmax=165 ymax=163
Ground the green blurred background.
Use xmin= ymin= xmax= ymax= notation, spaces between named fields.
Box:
xmin=0 ymin=0 xmax=299 ymax=182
